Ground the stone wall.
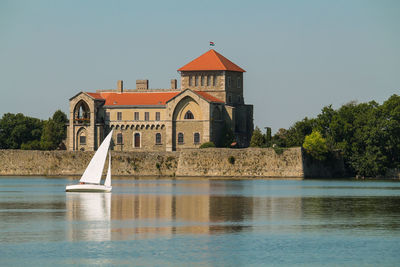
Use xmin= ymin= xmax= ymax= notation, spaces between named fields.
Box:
xmin=0 ymin=147 xmax=343 ymax=178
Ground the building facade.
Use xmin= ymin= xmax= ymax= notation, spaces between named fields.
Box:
xmin=67 ymin=49 xmax=253 ymax=151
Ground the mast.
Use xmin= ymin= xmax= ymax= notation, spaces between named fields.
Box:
xmin=104 ymin=150 xmax=111 ymax=187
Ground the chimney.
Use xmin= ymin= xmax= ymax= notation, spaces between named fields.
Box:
xmin=170 ymin=79 xmax=177 ymax=90
xmin=136 ymin=79 xmax=149 ymax=90
xmin=117 ymin=80 xmax=123 ymax=93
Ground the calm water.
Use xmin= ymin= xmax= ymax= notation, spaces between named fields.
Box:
xmin=1 ymin=177 xmax=400 ymax=266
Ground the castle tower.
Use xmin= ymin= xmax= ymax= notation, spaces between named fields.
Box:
xmin=178 ymin=50 xmax=253 ymax=147
xmin=178 ymin=49 xmax=245 ymax=106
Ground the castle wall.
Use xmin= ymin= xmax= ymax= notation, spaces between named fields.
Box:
xmin=0 ymin=147 xmax=308 ymax=177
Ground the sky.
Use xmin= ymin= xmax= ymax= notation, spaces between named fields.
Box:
xmin=1 ymin=0 xmax=399 ymax=132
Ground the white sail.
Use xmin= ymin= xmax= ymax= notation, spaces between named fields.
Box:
xmin=80 ymin=130 xmax=113 ymax=184
xmin=104 ymin=151 xmax=111 ymax=187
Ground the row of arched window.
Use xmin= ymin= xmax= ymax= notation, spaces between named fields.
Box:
xmin=115 ymin=132 xmax=162 ymax=147
xmin=113 ymin=132 xmax=201 ymax=147
xmin=189 ymin=75 xmax=217 ymax=87
xmin=177 ymin=132 xmax=200 ymax=145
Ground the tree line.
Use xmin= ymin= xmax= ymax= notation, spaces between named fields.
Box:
xmin=0 ymin=110 xmax=68 ymax=150
xmin=250 ymin=94 xmax=400 ymax=178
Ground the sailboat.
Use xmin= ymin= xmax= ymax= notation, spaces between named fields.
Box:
xmin=66 ymin=130 xmax=113 ymax=192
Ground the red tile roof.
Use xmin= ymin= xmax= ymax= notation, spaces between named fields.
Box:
xmin=178 ymin=49 xmax=245 ymax=72
xmin=87 ymin=92 xmax=180 ymax=106
xmin=85 ymin=90 xmax=224 ymax=106
xmin=194 ymin=91 xmax=224 ymax=103
xmin=86 ymin=93 xmax=104 ymax=100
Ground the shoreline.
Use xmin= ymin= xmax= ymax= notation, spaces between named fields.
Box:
xmin=3 ymin=174 xmax=399 ymax=181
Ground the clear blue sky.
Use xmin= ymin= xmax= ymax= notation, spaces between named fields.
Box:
xmin=1 ymin=0 xmax=399 ymax=132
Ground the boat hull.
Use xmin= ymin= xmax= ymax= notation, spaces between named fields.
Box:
xmin=65 ymin=184 xmax=112 ymax=193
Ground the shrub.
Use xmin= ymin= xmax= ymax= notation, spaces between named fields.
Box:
xmin=303 ymin=130 xmax=328 ymax=161
xmin=273 ymin=145 xmax=286 ymax=155
xmin=200 ymin=142 xmax=216 ymax=148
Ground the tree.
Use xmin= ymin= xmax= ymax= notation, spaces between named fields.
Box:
xmin=40 ymin=110 xmax=68 ymax=150
xmin=272 ymin=128 xmax=288 ymax=147
xmin=303 ymin=130 xmax=328 ymax=161
xmin=250 ymin=126 xmax=265 ymax=147
xmin=264 ymin=127 xmax=272 ymax=147
xmin=285 ymin=117 xmax=316 ymax=147
xmin=0 ymin=113 xmax=43 ymax=149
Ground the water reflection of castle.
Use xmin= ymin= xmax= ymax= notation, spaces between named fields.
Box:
xmin=66 ymin=182 xmax=304 ymax=241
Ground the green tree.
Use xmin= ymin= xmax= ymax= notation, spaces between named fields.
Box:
xmin=250 ymin=126 xmax=265 ymax=147
xmin=285 ymin=117 xmax=316 ymax=147
xmin=264 ymin=127 xmax=272 ymax=147
xmin=303 ymin=130 xmax=328 ymax=161
xmin=0 ymin=113 xmax=43 ymax=149
xmin=40 ymin=110 xmax=68 ymax=150
xmin=272 ymin=128 xmax=288 ymax=147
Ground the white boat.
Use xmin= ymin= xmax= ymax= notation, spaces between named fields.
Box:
xmin=66 ymin=130 xmax=113 ymax=193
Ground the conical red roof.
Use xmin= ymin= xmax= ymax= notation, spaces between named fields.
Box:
xmin=178 ymin=49 xmax=245 ymax=72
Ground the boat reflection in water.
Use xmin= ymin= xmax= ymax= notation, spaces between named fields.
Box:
xmin=66 ymin=192 xmax=111 ymax=241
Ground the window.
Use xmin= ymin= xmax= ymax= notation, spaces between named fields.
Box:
xmin=145 ymin=112 xmax=149 ymax=121
xmin=178 ymin=133 xmax=184 ymax=144
xmin=237 ymin=77 xmax=241 ymax=88
xmin=238 ymin=96 xmax=241 ymax=103
xmin=201 ymin=75 xmax=204 ymax=86
xmin=105 ymin=112 xmax=110 ymax=121
xmin=134 ymin=112 xmax=139 ymax=121
xmin=213 ymin=75 xmax=217 ymax=86
xmin=228 ymin=94 xmax=232 ymax=103
xmin=207 ymin=75 xmax=211 ymax=86
xmin=184 ymin=110 xmax=194 ymax=119
xmin=117 ymin=112 xmax=122 ymax=120
xmin=227 ymin=76 xmax=231 ymax=87
xmin=117 ymin=133 xmax=123 ymax=144
xmin=189 ymin=75 xmax=192 ymax=86
xmin=134 ymin=133 xmax=140 ymax=148
xmin=155 ymin=133 xmax=162 ymax=144
xmin=155 ymin=112 xmax=160 ymax=121
xmin=80 ymin=136 xmax=86 ymax=145
xmin=195 ymin=75 xmax=199 ymax=86
xmin=194 ymin=133 xmax=200 ymax=144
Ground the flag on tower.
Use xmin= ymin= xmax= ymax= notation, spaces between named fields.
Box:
xmin=209 ymin=41 xmax=215 ymax=46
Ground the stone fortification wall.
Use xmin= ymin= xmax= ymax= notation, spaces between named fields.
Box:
xmin=176 ymin=148 xmax=303 ymax=177
xmin=0 ymin=147 xmax=311 ymax=178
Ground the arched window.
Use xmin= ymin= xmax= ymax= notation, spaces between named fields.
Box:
xmin=74 ymin=101 xmax=90 ymax=124
xmin=195 ymin=76 xmax=199 ymax=86
xmin=201 ymin=75 xmax=204 ymax=86
xmin=194 ymin=133 xmax=200 ymax=144
xmin=178 ymin=133 xmax=184 ymax=144
xmin=189 ymin=75 xmax=192 ymax=86
xmin=155 ymin=133 xmax=162 ymax=144
xmin=184 ymin=110 xmax=194 ymax=120
xmin=117 ymin=133 xmax=123 ymax=144
xmin=207 ymin=75 xmax=211 ymax=86
xmin=134 ymin=133 xmax=140 ymax=148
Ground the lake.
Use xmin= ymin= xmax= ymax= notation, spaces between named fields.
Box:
xmin=1 ymin=177 xmax=400 ymax=266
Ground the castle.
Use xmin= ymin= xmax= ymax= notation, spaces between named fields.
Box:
xmin=67 ymin=49 xmax=253 ymax=151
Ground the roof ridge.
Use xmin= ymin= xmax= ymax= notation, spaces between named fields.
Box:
xmin=178 ymin=50 xmax=245 ymax=72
